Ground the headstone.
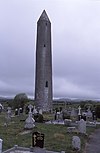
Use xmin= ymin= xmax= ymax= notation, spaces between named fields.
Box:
xmin=67 ymin=127 xmax=76 ymax=133
xmin=0 ymin=138 xmax=3 ymax=153
xmin=59 ymin=111 xmax=63 ymax=121
xmin=78 ymin=119 xmax=86 ymax=134
xmin=78 ymin=106 xmax=81 ymax=120
xmin=32 ymin=132 xmax=44 ymax=148
xmin=7 ymin=107 xmax=11 ymax=120
xmin=28 ymin=104 xmax=33 ymax=113
xmin=92 ymin=111 xmax=97 ymax=121
xmin=33 ymin=106 xmax=38 ymax=114
xmin=0 ymin=104 xmax=3 ymax=113
xmin=86 ymin=121 xmax=96 ymax=127
xmin=0 ymin=108 xmax=1 ymax=113
xmin=56 ymin=112 xmax=60 ymax=120
xmin=78 ymin=106 xmax=81 ymax=115
xmin=39 ymin=109 xmax=43 ymax=115
xmin=86 ymin=107 xmax=92 ymax=121
xmin=70 ymin=108 xmax=77 ymax=121
xmin=72 ymin=136 xmax=81 ymax=151
xmin=81 ymin=112 xmax=87 ymax=121
xmin=24 ymin=104 xmax=35 ymax=129
xmin=64 ymin=119 xmax=72 ymax=126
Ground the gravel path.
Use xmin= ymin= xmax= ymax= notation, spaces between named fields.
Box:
xmin=85 ymin=128 xmax=100 ymax=153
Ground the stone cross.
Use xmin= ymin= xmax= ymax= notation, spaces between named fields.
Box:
xmin=24 ymin=104 xmax=35 ymax=129
xmin=28 ymin=104 xmax=33 ymax=113
xmin=78 ymin=106 xmax=81 ymax=115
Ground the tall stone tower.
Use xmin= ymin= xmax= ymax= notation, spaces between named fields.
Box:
xmin=35 ymin=10 xmax=53 ymax=111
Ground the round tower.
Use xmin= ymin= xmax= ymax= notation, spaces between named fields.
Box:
xmin=35 ymin=10 xmax=53 ymax=111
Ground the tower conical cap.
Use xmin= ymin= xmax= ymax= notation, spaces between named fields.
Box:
xmin=38 ymin=10 xmax=50 ymax=22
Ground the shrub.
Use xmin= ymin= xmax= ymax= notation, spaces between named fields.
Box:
xmin=95 ymin=105 xmax=100 ymax=118
xmin=34 ymin=114 xmax=44 ymax=123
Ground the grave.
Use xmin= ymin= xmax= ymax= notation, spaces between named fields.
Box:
xmin=39 ymin=109 xmax=43 ymax=115
xmin=6 ymin=107 xmax=12 ymax=121
xmin=33 ymin=106 xmax=38 ymax=114
xmin=19 ymin=107 xmax=23 ymax=114
xmin=64 ymin=119 xmax=72 ymax=126
xmin=86 ymin=106 xmax=93 ymax=121
xmin=78 ymin=119 xmax=86 ymax=134
xmin=32 ymin=132 xmax=44 ymax=148
xmin=72 ymin=136 xmax=81 ymax=151
xmin=92 ymin=110 xmax=97 ymax=121
xmin=0 ymin=104 xmax=3 ymax=113
xmin=24 ymin=104 xmax=35 ymax=129
xmin=0 ymin=138 xmax=3 ymax=153
xmin=81 ymin=112 xmax=87 ymax=121
xmin=2 ymin=145 xmax=64 ymax=153
xmin=78 ymin=106 xmax=81 ymax=120
xmin=54 ymin=111 xmax=63 ymax=121
xmin=67 ymin=127 xmax=77 ymax=133
xmin=70 ymin=108 xmax=78 ymax=121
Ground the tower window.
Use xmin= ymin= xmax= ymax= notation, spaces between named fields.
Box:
xmin=46 ymin=23 xmax=47 ymax=26
xmin=44 ymin=44 xmax=46 ymax=47
xmin=45 ymin=81 xmax=48 ymax=87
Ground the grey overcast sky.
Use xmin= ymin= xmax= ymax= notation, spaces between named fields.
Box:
xmin=0 ymin=0 xmax=100 ymax=99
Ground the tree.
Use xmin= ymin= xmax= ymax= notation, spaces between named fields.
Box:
xmin=13 ymin=93 xmax=28 ymax=109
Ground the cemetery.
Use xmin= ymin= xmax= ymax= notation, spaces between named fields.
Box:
xmin=0 ymin=8 xmax=100 ymax=153
xmin=0 ymin=100 xmax=100 ymax=153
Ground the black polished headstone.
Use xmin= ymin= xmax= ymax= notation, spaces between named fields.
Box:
xmin=32 ymin=132 xmax=44 ymax=148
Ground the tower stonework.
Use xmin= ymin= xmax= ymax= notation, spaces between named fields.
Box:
xmin=35 ymin=10 xmax=53 ymax=111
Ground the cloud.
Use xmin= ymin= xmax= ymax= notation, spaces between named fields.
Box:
xmin=0 ymin=0 xmax=100 ymax=99
xmin=54 ymin=76 xmax=100 ymax=99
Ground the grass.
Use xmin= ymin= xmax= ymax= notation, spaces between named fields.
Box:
xmin=0 ymin=112 xmax=99 ymax=153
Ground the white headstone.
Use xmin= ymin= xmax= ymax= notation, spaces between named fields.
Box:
xmin=28 ymin=104 xmax=33 ymax=113
xmin=71 ymin=108 xmax=77 ymax=117
xmin=72 ymin=136 xmax=81 ymax=151
xmin=0 ymin=139 xmax=3 ymax=153
xmin=87 ymin=107 xmax=92 ymax=119
xmin=0 ymin=104 xmax=3 ymax=109
xmin=24 ymin=104 xmax=35 ymax=129
xmin=33 ymin=106 xmax=38 ymax=114
xmin=78 ymin=106 xmax=81 ymax=115
xmin=39 ymin=109 xmax=43 ymax=115
xmin=7 ymin=107 xmax=11 ymax=120
xmin=78 ymin=119 xmax=86 ymax=134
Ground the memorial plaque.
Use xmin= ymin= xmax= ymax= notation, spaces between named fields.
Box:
xmin=32 ymin=132 xmax=44 ymax=148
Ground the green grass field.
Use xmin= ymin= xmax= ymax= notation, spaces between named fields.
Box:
xmin=0 ymin=112 xmax=99 ymax=153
